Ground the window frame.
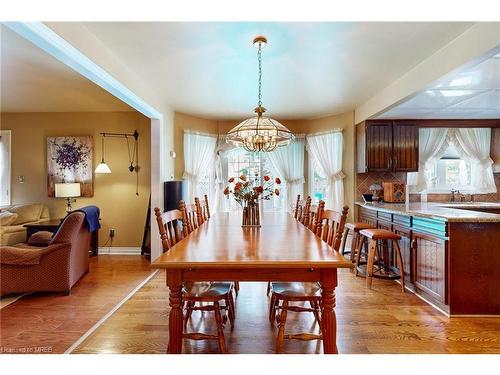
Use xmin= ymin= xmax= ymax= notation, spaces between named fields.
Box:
xmin=0 ymin=130 xmax=12 ymax=206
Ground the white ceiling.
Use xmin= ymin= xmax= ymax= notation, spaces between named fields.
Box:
xmin=376 ymin=48 xmax=500 ymax=119
xmin=0 ymin=25 xmax=134 ymax=112
xmin=81 ymin=22 xmax=474 ymax=119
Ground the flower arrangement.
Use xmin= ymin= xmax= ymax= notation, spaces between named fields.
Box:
xmin=224 ymin=174 xmax=281 ymax=207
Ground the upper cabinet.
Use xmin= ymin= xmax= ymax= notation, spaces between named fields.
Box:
xmin=357 ymin=120 xmax=419 ymax=173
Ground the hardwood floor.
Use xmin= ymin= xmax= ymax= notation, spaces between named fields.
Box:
xmin=0 ymin=255 xmax=153 ymax=354
xmin=72 ymin=269 xmax=500 ymax=354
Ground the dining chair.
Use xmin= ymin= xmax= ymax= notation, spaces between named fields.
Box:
xmin=300 ymin=196 xmax=312 ymax=226
xmin=180 ymin=200 xmax=199 ymax=234
xmin=154 ymin=207 xmax=235 ymax=353
xmin=269 ymin=202 xmax=349 ymax=353
xmin=194 ymin=195 xmax=210 ymax=225
xmin=293 ymin=194 xmax=305 ymax=221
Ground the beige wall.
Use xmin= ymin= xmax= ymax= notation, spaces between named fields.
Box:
xmin=174 ymin=111 xmax=356 ymax=220
xmin=1 ymin=111 xmax=151 ymax=247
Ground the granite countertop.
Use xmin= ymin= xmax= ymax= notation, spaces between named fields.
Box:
xmin=355 ymin=201 xmax=500 ymax=222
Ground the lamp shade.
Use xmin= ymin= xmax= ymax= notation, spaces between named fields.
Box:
xmin=95 ymin=161 xmax=112 ymax=174
xmin=55 ymin=183 xmax=81 ymax=198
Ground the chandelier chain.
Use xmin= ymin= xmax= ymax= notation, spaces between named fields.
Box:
xmin=257 ymin=42 xmax=262 ymax=107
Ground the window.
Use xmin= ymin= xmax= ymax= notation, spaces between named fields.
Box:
xmin=308 ymin=156 xmax=328 ymax=204
xmin=0 ymin=130 xmax=11 ymax=206
xmin=225 ymin=148 xmax=284 ymax=211
xmin=428 ymin=143 xmax=472 ymax=192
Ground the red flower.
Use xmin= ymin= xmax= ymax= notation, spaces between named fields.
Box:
xmin=240 ymin=175 xmax=247 ymax=181
xmin=235 ymin=182 xmax=242 ymax=190
xmin=275 ymin=189 xmax=280 ymax=196
xmin=263 ymin=175 xmax=270 ymax=182
xmin=228 ymin=177 xmax=235 ymax=183
xmin=223 ymin=187 xmax=230 ymax=195
xmin=254 ymin=186 xmax=264 ymax=193
xmin=275 ymin=177 xmax=281 ymax=184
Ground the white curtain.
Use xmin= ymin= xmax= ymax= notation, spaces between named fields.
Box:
xmin=306 ymin=131 xmax=344 ymax=211
xmin=213 ymin=135 xmax=237 ymax=213
xmin=183 ymin=131 xmax=217 ymax=202
xmin=267 ymin=137 xmax=305 ymax=212
xmin=407 ymin=128 xmax=449 ymax=192
xmin=453 ymin=128 xmax=496 ymax=193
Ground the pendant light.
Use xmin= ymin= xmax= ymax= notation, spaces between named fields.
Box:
xmin=226 ymin=36 xmax=294 ymax=152
xmin=95 ymin=136 xmax=112 ymax=173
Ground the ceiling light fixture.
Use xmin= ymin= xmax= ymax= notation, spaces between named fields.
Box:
xmin=226 ymin=36 xmax=294 ymax=152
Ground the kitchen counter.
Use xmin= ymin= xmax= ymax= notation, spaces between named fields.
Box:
xmin=355 ymin=201 xmax=500 ymax=222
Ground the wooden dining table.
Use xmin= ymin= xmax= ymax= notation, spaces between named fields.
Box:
xmin=151 ymin=211 xmax=353 ymax=354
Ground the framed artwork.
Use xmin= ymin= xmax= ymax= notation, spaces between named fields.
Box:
xmin=47 ymin=136 xmax=94 ymax=197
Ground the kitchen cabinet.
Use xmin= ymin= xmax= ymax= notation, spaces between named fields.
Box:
xmin=356 ymin=120 xmax=419 ymax=173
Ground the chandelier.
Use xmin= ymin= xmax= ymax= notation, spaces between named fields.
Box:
xmin=226 ymin=36 xmax=294 ymax=152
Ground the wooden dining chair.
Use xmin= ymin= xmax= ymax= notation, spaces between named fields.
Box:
xmin=154 ymin=207 xmax=235 ymax=353
xmin=269 ymin=203 xmax=349 ymax=353
xmin=293 ymin=194 xmax=305 ymax=221
xmin=194 ymin=196 xmax=210 ymax=225
xmin=300 ymin=196 xmax=312 ymax=226
xmin=180 ymin=200 xmax=199 ymax=234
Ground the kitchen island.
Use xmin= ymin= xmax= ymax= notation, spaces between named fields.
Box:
xmin=356 ymin=201 xmax=500 ymax=316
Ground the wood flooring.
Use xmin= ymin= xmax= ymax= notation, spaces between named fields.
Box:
xmin=0 ymin=255 xmax=153 ymax=354
xmin=71 ymin=268 xmax=500 ymax=354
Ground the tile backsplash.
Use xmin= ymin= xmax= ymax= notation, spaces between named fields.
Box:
xmin=356 ymin=172 xmax=500 ymax=203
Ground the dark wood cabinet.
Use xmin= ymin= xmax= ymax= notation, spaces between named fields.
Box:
xmin=357 ymin=120 xmax=419 ymax=173
xmin=411 ymin=232 xmax=447 ymax=304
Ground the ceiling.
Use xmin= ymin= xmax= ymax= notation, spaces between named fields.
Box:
xmin=81 ymin=22 xmax=474 ymax=119
xmin=0 ymin=25 xmax=134 ymax=112
xmin=377 ymin=48 xmax=500 ymax=119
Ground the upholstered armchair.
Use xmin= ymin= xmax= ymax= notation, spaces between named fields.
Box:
xmin=0 ymin=211 xmax=90 ymax=296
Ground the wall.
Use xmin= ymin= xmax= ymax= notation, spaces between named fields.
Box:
xmin=1 ymin=111 xmax=151 ymax=248
xmin=174 ymin=111 xmax=356 ymax=220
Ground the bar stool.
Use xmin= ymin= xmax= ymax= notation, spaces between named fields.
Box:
xmin=358 ymin=228 xmax=405 ymax=292
xmin=340 ymin=222 xmax=376 ymax=269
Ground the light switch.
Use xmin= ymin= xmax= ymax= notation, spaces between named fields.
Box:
xmin=18 ymin=176 xmax=25 ymax=183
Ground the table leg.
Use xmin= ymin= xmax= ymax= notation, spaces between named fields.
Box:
xmin=320 ymin=269 xmax=338 ymax=354
xmin=166 ymin=269 xmax=183 ymax=354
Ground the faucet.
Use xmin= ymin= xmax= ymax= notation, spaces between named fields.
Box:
xmin=450 ymin=189 xmax=457 ymax=202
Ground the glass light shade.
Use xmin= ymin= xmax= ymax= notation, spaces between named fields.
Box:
xmin=95 ymin=161 xmax=112 ymax=174
xmin=226 ymin=115 xmax=294 ymax=152
xmin=55 ymin=183 xmax=81 ymax=198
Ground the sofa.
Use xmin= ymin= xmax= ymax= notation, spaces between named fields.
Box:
xmin=0 ymin=203 xmax=50 ymax=246
xmin=0 ymin=211 xmax=90 ymax=296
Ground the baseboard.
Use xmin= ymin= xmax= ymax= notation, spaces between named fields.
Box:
xmin=98 ymin=247 xmax=142 ymax=255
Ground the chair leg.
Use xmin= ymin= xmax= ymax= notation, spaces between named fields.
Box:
xmin=226 ymin=293 xmax=235 ymax=329
xmin=340 ymin=228 xmax=349 ymax=256
xmin=393 ymin=240 xmax=406 ymax=293
xmin=269 ymin=293 xmax=277 ymax=323
xmin=234 ymin=281 xmax=239 ymax=297
xmin=184 ymin=301 xmax=194 ymax=327
xmin=355 ymin=236 xmax=365 ymax=276
xmin=213 ymin=301 xmax=228 ymax=354
xmin=276 ymin=300 xmax=288 ymax=353
xmin=266 ymin=282 xmax=271 ymax=296
xmin=350 ymin=233 xmax=359 ymax=271
xmin=309 ymin=300 xmax=321 ymax=328
xmin=366 ymin=239 xmax=377 ymax=289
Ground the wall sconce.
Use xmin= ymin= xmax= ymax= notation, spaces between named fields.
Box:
xmin=95 ymin=130 xmax=140 ymax=195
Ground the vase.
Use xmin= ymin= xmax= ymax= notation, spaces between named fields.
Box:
xmin=242 ymin=202 xmax=261 ymax=227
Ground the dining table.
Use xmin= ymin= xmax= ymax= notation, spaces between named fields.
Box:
xmin=151 ymin=211 xmax=353 ymax=354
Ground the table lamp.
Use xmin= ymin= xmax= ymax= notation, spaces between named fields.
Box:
xmin=55 ymin=183 xmax=81 ymax=213
xmin=369 ymin=182 xmax=383 ymax=202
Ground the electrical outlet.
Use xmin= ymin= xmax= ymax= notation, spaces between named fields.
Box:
xmin=109 ymin=229 xmax=115 ymax=237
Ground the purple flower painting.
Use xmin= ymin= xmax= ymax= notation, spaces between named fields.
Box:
xmin=47 ymin=136 xmax=94 ymax=197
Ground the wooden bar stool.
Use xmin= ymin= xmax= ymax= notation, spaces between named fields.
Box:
xmin=358 ymin=228 xmax=405 ymax=292
xmin=340 ymin=222 xmax=376 ymax=269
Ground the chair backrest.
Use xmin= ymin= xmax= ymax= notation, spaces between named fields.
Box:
xmin=195 ymin=195 xmax=210 ymax=224
xmin=300 ymin=196 xmax=312 ymax=226
xmin=293 ymin=194 xmax=305 ymax=221
xmin=50 ymin=211 xmax=86 ymax=245
xmin=180 ymin=200 xmax=199 ymax=234
xmin=154 ymin=207 xmax=185 ymax=252
xmin=308 ymin=200 xmax=325 ymax=234
xmin=317 ymin=206 xmax=349 ymax=251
